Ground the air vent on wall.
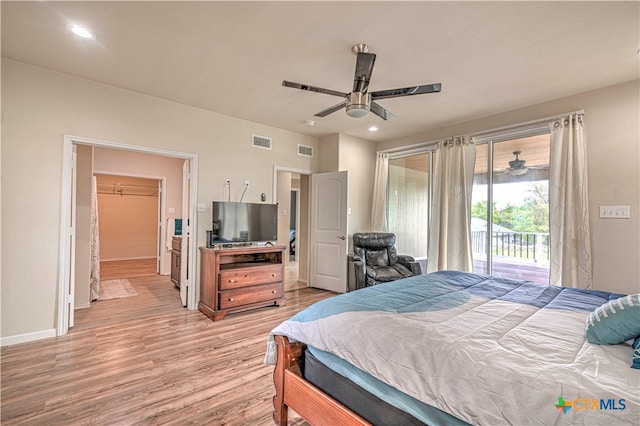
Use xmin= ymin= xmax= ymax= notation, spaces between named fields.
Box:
xmin=298 ymin=144 xmax=313 ymax=157
xmin=252 ymin=134 xmax=272 ymax=150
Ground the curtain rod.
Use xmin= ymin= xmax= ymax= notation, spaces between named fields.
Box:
xmin=378 ymin=109 xmax=585 ymax=154
xmin=471 ymin=109 xmax=585 ymax=139
xmin=379 ymin=138 xmax=440 ymax=155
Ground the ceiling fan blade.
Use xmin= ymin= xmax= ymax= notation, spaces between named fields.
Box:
xmin=528 ymin=165 xmax=549 ymax=170
xmin=314 ymin=101 xmax=347 ymax=117
xmin=353 ymin=52 xmax=376 ymax=93
xmin=282 ymin=80 xmax=347 ymax=98
xmin=370 ymin=101 xmax=396 ymax=121
xmin=371 ymin=83 xmax=442 ymax=100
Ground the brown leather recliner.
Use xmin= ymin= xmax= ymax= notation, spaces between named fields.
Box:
xmin=347 ymin=232 xmax=422 ymax=292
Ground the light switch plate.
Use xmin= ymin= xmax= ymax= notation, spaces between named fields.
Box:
xmin=197 ymin=203 xmax=207 ymax=213
xmin=599 ymin=206 xmax=630 ymax=218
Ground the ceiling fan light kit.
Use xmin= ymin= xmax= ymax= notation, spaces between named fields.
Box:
xmin=283 ymin=43 xmax=442 ymax=120
xmin=345 ymin=92 xmax=371 ymax=118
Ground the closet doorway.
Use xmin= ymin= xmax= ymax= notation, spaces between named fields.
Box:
xmin=94 ymin=174 xmax=162 ymax=278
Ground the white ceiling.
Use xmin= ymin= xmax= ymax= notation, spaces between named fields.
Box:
xmin=2 ymin=1 xmax=638 ymax=142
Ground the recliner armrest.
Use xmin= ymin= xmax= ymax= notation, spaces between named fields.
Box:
xmin=347 ymin=254 xmax=365 ymax=292
xmin=397 ymin=255 xmax=422 ymax=276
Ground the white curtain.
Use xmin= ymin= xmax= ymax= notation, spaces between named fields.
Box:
xmin=90 ymin=176 xmax=101 ymax=301
xmin=548 ymin=113 xmax=592 ymax=289
xmin=427 ymin=136 xmax=476 ymax=273
xmin=370 ymin=152 xmax=389 ymax=231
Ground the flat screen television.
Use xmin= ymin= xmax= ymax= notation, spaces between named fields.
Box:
xmin=211 ymin=201 xmax=278 ymax=245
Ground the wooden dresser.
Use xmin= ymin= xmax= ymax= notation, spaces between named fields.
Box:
xmin=199 ymin=245 xmax=287 ymax=321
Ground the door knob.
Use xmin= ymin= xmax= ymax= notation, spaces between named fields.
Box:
xmin=337 ymin=235 xmax=346 ymax=240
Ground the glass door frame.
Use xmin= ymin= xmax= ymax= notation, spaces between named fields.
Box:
xmin=472 ymin=125 xmax=550 ymax=279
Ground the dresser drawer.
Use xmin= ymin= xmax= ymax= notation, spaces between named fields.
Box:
xmin=218 ymin=265 xmax=282 ymax=290
xmin=219 ymin=283 xmax=283 ymax=309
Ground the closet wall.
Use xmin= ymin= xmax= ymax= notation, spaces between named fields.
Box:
xmin=95 ymin=174 xmax=160 ymax=261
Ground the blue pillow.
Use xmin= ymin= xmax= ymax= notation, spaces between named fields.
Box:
xmin=585 ymin=294 xmax=640 ymax=345
xmin=632 ymin=337 xmax=640 ymax=369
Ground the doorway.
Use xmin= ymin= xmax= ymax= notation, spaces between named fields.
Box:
xmin=290 ymin=188 xmax=299 ymax=262
xmin=57 ymin=135 xmax=198 ymax=336
xmin=94 ymin=174 xmax=161 ymax=270
xmin=275 ymin=167 xmax=311 ymax=290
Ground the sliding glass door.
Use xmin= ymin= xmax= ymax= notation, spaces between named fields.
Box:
xmin=471 ymin=134 xmax=551 ymax=283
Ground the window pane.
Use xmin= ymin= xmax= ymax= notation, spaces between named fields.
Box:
xmin=492 ymin=136 xmax=550 ymax=283
xmin=388 ymin=153 xmax=429 ymax=262
xmin=471 ymin=134 xmax=551 ymax=284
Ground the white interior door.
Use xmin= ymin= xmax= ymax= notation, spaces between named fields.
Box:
xmin=68 ymin=148 xmax=77 ymax=328
xmin=309 ymin=171 xmax=348 ymax=293
xmin=179 ymin=160 xmax=190 ymax=307
xmin=156 ymin=179 xmax=162 ymax=274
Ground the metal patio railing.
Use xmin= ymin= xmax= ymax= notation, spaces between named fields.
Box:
xmin=472 ymin=231 xmax=550 ymax=262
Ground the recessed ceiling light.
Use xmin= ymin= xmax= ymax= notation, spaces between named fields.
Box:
xmin=67 ymin=24 xmax=95 ymax=40
xmin=368 ymin=126 xmax=379 ymax=132
xmin=304 ymin=120 xmax=315 ymax=126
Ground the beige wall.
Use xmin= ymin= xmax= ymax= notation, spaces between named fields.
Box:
xmin=1 ymin=59 xmax=321 ymax=339
xmin=95 ymin=175 xmax=159 ymax=261
xmin=337 ymin=134 xmax=377 ymax=253
xmin=319 ymin=134 xmax=340 ymax=172
xmin=379 ymin=79 xmax=640 ymax=295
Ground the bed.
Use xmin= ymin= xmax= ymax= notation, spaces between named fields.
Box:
xmin=265 ymin=270 xmax=639 ymax=425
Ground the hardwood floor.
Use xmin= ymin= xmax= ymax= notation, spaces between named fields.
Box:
xmin=1 ymin=263 xmax=334 ymax=425
xmin=285 ymin=261 xmax=306 ymax=291
xmin=73 ymin=274 xmax=185 ymax=331
xmin=100 ymin=258 xmax=158 ymax=280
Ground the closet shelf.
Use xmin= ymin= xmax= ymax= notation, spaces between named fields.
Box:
xmin=97 ymin=183 xmax=159 ymax=197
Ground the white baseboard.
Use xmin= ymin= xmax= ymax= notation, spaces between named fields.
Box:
xmin=1 ymin=328 xmax=56 ymax=347
xmin=74 ymin=303 xmax=91 ymax=310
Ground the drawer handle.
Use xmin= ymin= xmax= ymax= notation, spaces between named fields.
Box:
xmin=228 ymin=279 xmax=235 ymax=283
xmin=228 ymin=297 xmax=234 ymax=302
xmin=272 ymin=273 xmax=277 ymax=277
xmin=272 ymin=290 xmax=277 ymax=294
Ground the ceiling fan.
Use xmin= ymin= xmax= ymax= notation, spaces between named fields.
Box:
xmin=503 ymin=151 xmax=547 ymax=176
xmin=282 ymin=43 xmax=442 ymax=120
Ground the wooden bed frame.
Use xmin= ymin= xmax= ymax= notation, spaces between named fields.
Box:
xmin=272 ymin=335 xmax=370 ymax=426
